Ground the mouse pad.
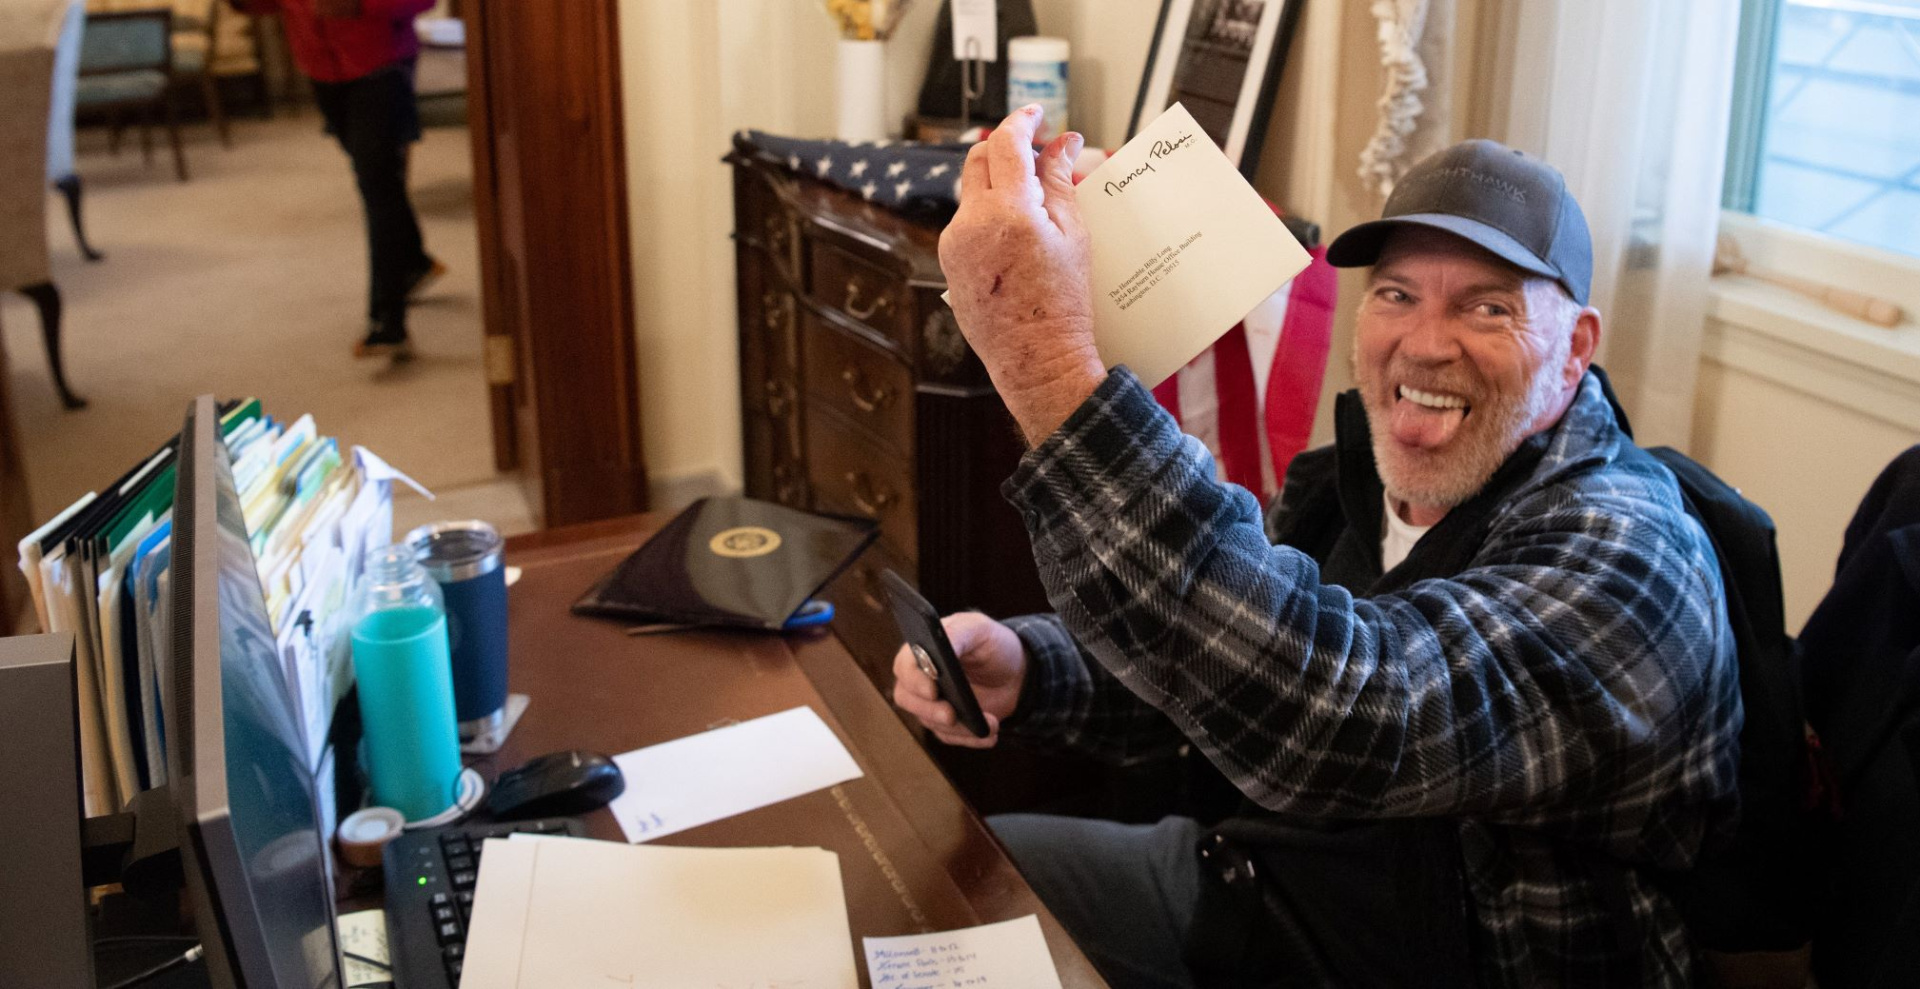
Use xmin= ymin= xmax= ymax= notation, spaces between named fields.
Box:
xmin=572 ymin=496 xmax=878 ymax=630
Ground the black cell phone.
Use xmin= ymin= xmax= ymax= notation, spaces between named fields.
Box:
xmin=879 ymin=569 xmax=990 ymax=738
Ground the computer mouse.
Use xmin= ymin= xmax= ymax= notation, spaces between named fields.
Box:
xmin=486 ymin=749 xmax=626 ymax=821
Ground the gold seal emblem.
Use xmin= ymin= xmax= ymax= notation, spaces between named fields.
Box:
xmin=708 ymin=526 xmax=782 ymax=559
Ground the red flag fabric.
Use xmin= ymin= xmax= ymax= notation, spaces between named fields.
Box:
xmin=1152 ymin=245 xmax=1337 ymax=503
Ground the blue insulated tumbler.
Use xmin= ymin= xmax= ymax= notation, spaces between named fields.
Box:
xmin=406 ymin=521 xmax=509 ymax=742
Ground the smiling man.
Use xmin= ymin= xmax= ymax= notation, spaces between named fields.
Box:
xmin=893 ymin=119 xmax=1740 ymax=987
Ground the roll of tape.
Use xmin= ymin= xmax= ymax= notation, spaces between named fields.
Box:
xmin=403 ymin=767 xmax=489 ymax=831
xmin=337 ymin=807 xmax=407 ymax=868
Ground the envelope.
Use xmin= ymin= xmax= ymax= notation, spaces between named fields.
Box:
xmin=1074 ymin=102 xmax=1312 ymax=387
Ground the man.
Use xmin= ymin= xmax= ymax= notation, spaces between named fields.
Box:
xmin=241 ymin=0 xmax=441 ymax=358
xmin=893 ymin=110 xmax=1740 ymax=987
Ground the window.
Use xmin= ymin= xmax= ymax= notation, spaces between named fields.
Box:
xmin=1724 ymin=0 xmax=1920 ymax=260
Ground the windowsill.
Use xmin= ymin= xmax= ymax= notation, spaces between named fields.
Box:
xmin=1704 ymin=275 xmax=1920 ymax=431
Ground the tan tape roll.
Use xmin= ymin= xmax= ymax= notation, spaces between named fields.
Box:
xmin=337 ymin=807 xmax=407 ymax=868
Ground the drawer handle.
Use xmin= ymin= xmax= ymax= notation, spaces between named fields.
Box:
xmin=761 ymin=291 xmax=789 ymax=333
xmin=765 ymin=379 xmax=792 ymax=416
xmin=840 ymin=366 xmax=893 ymax=414
xmin=775 ymin=465 xmax=806 ymax=506
xmin=844 ymin=471 xmax=896 ymax=516
xmin=765 ymin=216 xmax=791 ymax=256
xmin=844 ymin=277 xmax=893 ymax=322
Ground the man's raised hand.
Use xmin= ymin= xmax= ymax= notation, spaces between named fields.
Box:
xmin=937 ymin=105 xmax=1106 ymax=446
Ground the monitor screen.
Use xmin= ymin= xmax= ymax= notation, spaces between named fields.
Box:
xmin=171 ymin=395 xmax=340 ymax=988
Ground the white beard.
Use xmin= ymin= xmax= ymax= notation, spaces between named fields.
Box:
xmin=1363 ymin=331 xmax=1573 ymax=511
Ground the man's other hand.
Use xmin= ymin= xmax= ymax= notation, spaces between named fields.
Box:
xmin=937 ymin=105 xmax=1105 ymax=446
xmin=314 ymin=0 xmax=361 ymax=17
xmin=890 ymin=612 xmax=1026 ymax=749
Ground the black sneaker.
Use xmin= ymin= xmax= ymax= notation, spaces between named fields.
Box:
xmin=354 ymin=320 xmax=413 ymax=361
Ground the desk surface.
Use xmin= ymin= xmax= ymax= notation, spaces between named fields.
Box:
xmin=348 ymin=515 xmax=1107 ymax=988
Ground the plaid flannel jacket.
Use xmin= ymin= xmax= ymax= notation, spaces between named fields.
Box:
xmin=1000 ymin=369 xmax=1741 ymax=987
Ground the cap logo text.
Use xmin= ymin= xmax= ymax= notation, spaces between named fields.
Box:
xmin=1405 ymin=166 xmax=1529 ymax=204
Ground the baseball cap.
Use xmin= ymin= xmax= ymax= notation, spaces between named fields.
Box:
xmin=1326 ymin=139 xmax=1594 ymax=305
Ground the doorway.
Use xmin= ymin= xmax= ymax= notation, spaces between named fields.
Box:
xmin=0 ymin=1 xmax=531 ymax=552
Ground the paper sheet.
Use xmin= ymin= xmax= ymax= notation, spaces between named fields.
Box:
xmin=460 ymin=835 xmax=858 ymax=989
xmin=950 ymin=0 xmax=997 ymax=61
xmin=1075 ymin=102 xmax=1311 ymax=387
xmin=863 ymin=915 xmax=1064 ymax=989
xmin=334 ymin=908 xmax=391 ymax=988
xmin=607 ymin=706 xmax=864 ymax=843
xmin=17 ymin=491 xmax=95 ymax=633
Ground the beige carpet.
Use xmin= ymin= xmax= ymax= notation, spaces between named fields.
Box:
xmin=1 ymin=109 xmax=508 ymax=528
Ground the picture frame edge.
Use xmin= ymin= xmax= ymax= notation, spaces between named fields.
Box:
xmin=1128 ymin=0 xmax=1185 ymax=144
xmin=1237 ymin=0 xmax=1310 ymax=182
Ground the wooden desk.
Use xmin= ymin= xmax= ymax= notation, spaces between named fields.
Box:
xmin=362 ymin=515 xmax=1108 ymax=987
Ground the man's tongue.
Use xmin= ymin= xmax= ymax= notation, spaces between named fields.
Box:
xmin=1390 ymin=393 xmax=1467 ymax=448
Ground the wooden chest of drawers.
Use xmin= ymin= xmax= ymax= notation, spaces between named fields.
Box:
xmin=729 ymin=154 xmax=1050 ymax=691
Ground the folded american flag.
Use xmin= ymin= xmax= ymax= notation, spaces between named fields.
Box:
xmin=733 ymin=130 xmax=971 ymax=217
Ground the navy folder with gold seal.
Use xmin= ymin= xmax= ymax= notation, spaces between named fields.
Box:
xmin=571 ymin=496 xmax=878 ymax=630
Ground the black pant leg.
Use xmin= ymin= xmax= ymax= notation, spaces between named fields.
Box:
xmin=314 ymin=64 xmax=428 ymax=327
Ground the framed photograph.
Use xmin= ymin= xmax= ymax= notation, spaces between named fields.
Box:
xmin=1129 ymin=0 xmax=1306 ymax=179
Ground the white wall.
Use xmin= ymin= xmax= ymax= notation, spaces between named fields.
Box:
xmin=1691 ymin=291 xmax=1920 ymax=632
xmin=617 ymin=0 xmax=947 ymax=510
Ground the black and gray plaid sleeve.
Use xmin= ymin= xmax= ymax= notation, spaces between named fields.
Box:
xmin=1002 ymin=612 xmax=1185 ymax=760
xmin=999 ymin=367 xmax=1740 ymax=835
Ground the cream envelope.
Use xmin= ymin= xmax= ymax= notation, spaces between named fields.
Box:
xmin=1075 ymin=102 xmax=1311 ymax=387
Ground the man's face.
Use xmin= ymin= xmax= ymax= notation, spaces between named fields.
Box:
xmin=1353 ymin=228 xmax=1580 ymax=511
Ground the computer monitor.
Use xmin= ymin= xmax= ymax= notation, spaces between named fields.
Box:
xmin=169 ymin=394 xmax=342 ymax=988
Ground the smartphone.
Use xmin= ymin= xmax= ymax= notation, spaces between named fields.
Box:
xmin=879 ymin=569 xmax=990 ymax=738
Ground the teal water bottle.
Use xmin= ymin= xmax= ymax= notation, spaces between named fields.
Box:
xmin=350 ymin=545 xmax=462 ymax=822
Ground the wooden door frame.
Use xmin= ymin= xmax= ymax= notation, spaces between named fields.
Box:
xmin=462 ymin=8 xmax=516 ymax=477
xmin=463 ymin=0 xmax=649 ymax=528
xmin=0 ymin=332 xmax=32 ymax=636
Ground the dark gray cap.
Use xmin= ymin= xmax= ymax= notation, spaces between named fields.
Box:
xmin=1326 ymin=139 xmax=1593 ymax=305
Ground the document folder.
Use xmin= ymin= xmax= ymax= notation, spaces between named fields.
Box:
xmin=572 ymin=497 xmax=876 ymax=631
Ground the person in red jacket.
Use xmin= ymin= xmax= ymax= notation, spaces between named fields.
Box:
xmin=241 ymin=0 xmax=442 ymax=358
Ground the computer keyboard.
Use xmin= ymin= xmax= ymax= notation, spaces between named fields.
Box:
xmin=381 ymin=817 xmax=585 ymax=988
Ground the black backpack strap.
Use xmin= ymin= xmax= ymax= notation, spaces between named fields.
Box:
xmin=1641 ymin=445 xmax=1819 ymax=953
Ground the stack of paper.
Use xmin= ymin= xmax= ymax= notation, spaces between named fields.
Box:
xmin=462 ymin=835 xmax=859 ymax=989
xmin=13 ymin=399 xmax=427 ymax=823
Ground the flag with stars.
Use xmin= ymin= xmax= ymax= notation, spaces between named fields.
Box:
xmin=733 ymin=131 xmax=972 ymax=216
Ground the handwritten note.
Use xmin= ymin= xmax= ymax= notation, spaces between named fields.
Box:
xmin=608 ymin=706 xmax=864 ymax=843
xmin=334 ymin=908 xmax=390 ymax=987
xmin=1076 ymin=102 xmax=1310 ymax=387
xmin=863 ymin=915 xmax=1064 ymax=989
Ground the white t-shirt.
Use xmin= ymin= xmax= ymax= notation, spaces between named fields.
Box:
xmin=1381 ymin=494 xmax=1433 ymax=572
